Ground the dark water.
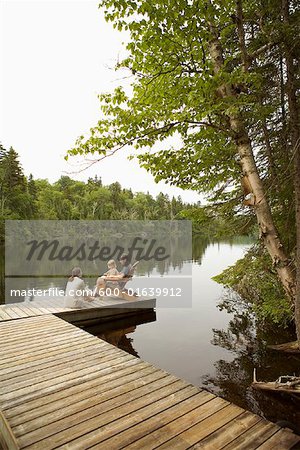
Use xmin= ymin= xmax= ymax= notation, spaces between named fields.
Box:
xmin=1 ymin=236 xmax=299 ymax=428
xmin=84 ymin=236 xmax=300 ymax=429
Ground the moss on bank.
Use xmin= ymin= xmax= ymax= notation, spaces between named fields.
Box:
xmin=213 ymin=245 xmax=293 ymax=326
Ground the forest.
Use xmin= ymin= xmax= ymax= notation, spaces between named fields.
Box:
xmin=66 ymin=0 xmax=299 ymax=343
xmin=0 ymin=145 xmax=193 ymax=227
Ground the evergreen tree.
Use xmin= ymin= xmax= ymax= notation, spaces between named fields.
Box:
xmin=0 ymin=146 xmax=30 ymax=220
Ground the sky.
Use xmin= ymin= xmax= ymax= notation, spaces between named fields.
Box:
xmin=1 ymin=0 xmax=201 ymax=203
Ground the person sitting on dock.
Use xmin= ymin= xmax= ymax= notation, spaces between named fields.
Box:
xmin=94 ymin=253 xmax=133 ymax=297
xmin=118 ymin=254 xmax=133 ymax=289
xmin=64 ymin=267 xmax=94 ymax=309
xmin=100 ymin=259 xmax=120 ymax=292
xmin=103 ymin=259 xmax=119 ymax=277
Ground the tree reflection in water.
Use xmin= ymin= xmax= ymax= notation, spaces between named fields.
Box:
xmin=98 ymin=326 xmax=139 ymax=358
xmin=83 ymin=310 xmax=156 ymax=359
xmin=203 ymin=289 xmax=300 ymax=428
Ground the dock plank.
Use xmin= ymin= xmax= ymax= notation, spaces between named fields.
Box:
xmin=28 ymin=385 xmax=198 ymax=450
xmin=0 ymin=307 xmax=20 ymax=320
xmin=0 ymin=341 xmax=106 ymax=379
xmin=0 ymin=350 xmax=129 ymax=405
xmin=8 ymin=364 xmax=157 ymax=427
xmin=0 ymin=347 xmax=118 ymax=393
xmin=0 ymin=315 xmax=299 ymax=450
xmin=0 ymin=306 xmax=24 ymax=319
xmin=220 ymin=420 xmax=280 ymax=449
xmin=0 ymin=295 xmax=156 ymax=322
xmin=13 ymin=370 xmax=168 ymax=438
xmin=256 ymin=428 xmax=300 ymax=449
xmin=0 ymin=410 xmax=19 ymax=450
xmin=3 ymin=359 xmax=144 ymax=420
xmin=156 ymin=404 xmax=244 ymax=450
xmin=95 ymin=390 xmax=216 ymax=449
xmin=193 ymin=411 xmax=262 ymax=449
xmin=0 ymin=309 xmax=13 ymax=321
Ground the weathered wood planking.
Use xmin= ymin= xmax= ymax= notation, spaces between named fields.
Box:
xmin=0 ymin=315 xmax=299 ymax=449
xmin=0 ymin=296 xmax=156 ymax=323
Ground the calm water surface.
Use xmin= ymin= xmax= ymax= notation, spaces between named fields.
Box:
xmin=125 ymin=241 xmax=247 ymax=384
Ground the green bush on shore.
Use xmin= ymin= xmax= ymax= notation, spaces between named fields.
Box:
xmin=213 ymin=245 xmax=293 ymax=326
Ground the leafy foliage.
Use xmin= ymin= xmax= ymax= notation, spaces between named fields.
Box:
xmin=0 ymin=145 xmax=196 ymax=234
xmin=65 ymin=0 xmax=299 ymax=326
xmin=67 ymin=0 xmax=298 ymax=248
xmin=213 ymin=246 xmax=293 ymax=325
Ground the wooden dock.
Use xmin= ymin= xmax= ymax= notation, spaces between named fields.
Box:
xmin=0 ymin=315 xmax=299 ymax=449
xmin=0 ymin=296 xmax=156 ymax=324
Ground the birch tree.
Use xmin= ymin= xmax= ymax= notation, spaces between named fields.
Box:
xmin=68 ymin=0 xmax=300 ymax=343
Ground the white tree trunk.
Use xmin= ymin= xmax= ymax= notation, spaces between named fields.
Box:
xmin=208 ymin=21 xmax=297 ymax=308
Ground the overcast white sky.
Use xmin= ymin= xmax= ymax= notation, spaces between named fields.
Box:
xmin=1 ymin=0 xmax=201 ymax=203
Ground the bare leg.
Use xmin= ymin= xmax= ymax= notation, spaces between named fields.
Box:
xmin=119 ymin=290 xmax=137 ymax=301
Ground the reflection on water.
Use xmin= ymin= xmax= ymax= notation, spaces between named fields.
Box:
xmin=206 ymin=291 xmax=300 ymax=427
xmin=0 ymin=235 xmax=249 ymax=303
xmin=5 ymin=222 xmax=193 ymax=280
xmin=1 ymin=235 xmax=299 ymax=428
xmin=83 ymin=310 xmax=157 ymax=358
xmin=99 ymin=326 xmax=139 ymax=357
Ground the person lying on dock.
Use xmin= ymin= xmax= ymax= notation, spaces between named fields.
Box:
xmin=64 ymin=267 xmax=94 ymax=309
